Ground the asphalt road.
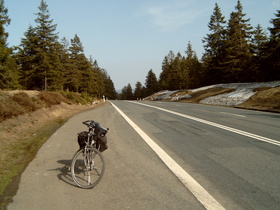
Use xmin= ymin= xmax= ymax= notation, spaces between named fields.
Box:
xmin=8 ymin=101 xmax=280 ymax=210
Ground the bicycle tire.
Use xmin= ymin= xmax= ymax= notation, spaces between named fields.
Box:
xmin=71 ymin=147 xmax=105 ymax=189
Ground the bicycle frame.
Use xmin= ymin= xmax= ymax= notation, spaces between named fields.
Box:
xmin=71 ymin=120 xmax=107 ymax=188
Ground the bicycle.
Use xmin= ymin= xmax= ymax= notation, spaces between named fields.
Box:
xmin=71 ymin=120 xmax=108 ymax=189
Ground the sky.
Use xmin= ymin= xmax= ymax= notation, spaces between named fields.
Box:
xmin=5 ymin=0 xmax=280 ymax=90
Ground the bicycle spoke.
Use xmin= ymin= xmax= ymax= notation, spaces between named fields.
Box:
xmin=71 ymin=148 xmax=105 ymax=189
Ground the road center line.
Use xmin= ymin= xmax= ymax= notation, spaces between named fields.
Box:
xmin=110 ymin=101 xmax=225 ymax=210
xmin=130 ymin=101 xmax=280 ymax=147
xmin=220 ymin=112 xmax=246 ymax=118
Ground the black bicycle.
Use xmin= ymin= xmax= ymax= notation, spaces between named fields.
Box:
xmin=71 ymin=120 xmax=108 ymax=189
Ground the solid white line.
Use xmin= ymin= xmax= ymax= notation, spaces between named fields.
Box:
xmin=220 ymin=112 xmax=246 ymax=118
xmin=130 ymin=101 xmax=280 ymax=147
xmin=110 ymin=102 xmax=225 ymax=210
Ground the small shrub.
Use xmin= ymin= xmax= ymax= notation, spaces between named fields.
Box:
xmin=64 ymin=92 xmax=85 ymax=104
xmin=80 ymin=92 xmax=93 ymax=104
xmin=11 ymin=92 xmax=40 ymax=112
xmin=38 ymin=92 xmax=68 ymax=107
xmin=0 ymin=97 xmax=25 ymax=122
xmin=62 ymin=92 xmax=78 ymax=103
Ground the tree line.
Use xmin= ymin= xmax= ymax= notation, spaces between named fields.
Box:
xmin=0 ymin=0 xmax=117 ymax=99
xmin=120 ymin=0 xmax=279 ymax=100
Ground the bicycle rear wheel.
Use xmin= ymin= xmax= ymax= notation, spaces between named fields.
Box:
xmin=71 ymin=147 xmax=105 ymax=189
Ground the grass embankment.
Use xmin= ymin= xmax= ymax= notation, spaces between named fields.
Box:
xmin=162 ymin=86 xmax=280 ymax=113
xmin=171 ymin=87 xmax=234 ymax=103
xmin=0 ymin=91 xmax=99 ymax=209
xmin=236 ymin=86 xmax=280 ymax=112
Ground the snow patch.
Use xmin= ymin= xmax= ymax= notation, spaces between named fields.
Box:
xmin=147 ymin=81 xmax=280 ymax=107
xmin=200 ymin=81 xmax=280 ymax=106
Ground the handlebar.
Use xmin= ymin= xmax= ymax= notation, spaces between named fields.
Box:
xmin=82 ymin=120 xmax=109 ymax=133
xmin=83 ymin=120 xmax=95 ymax=127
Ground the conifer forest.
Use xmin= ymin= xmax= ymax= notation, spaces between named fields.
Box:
xmin=0 ymin=0 xmax=279 ymax=100
xmin=0 ymin=0 xmax=117 ymax=99
xmin=121 ymin=1 xmax=280 ymax=99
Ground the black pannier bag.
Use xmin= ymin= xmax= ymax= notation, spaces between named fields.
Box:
xmin=77 ymin=128 xmax=108 ymax=152
xmin=94 ymin=125 xmax=108 ymax=152
xmin=96 ymin=132 xmax=108 ymax=152
xmin=77 ymin=131 xmax=90 ymax=149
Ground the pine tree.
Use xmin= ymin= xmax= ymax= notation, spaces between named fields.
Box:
xmin=166 ymin=51 xmax=180 ymax=90
xmin=183 ymin=42 xmax=203 ymax=88
xmin=18 ymin=26 xmax=38 ymax=89
xmin=120 ymin=85 xmax=128 ymax=100
xmin=123 ymin=83 xmax=133 ymax=100
xmin=17 ymin=0 xmax=60 ymax=90
xmin=171 ymin=52 xmax=183 ymax=90
xmin=98 ymin=66 xmax=116 ymax=99
xmin=159 ymin=55 xmax=169 ymax=90
xmin=58 ymin=37 xmax=71 ymax=90
xmin=134 ymin=81 xmax=143 ymax=100
xmin=250 ymin=24 xmax=268 ymax=81
xmin=145 ymin=69 xmax=159 ymax=95
xmin=184 ymin=42 xmax=195 ymax=88
xmin=34 ymin=0 xmax=59 ymax=90
xmin=104 ymin=76 xmax=117 ymax=99
xmin=68 ymin=34 xmax=91 ymax=93
xmin=159 ymin=50 xmax=178 ymax=90
xmin=223 ymin=0 xmax=253 ymax=82
xmin=90 ymin=59 xmax=106 ymax=96
xmin=202 ymin=2 xmax=226 ymax=84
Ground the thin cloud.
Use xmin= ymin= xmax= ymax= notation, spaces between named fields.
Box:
xmin=145 ymin=3 xmax=206 ymax=32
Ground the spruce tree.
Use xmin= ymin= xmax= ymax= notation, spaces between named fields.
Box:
xmin=202 ymin=2 xmax=226 ymax=84
xmin=159 ymin=50 xmax=180 ymax=90
xmin=18 ymin=26 xmax=38 ymax=89
xmin=159 ymin=55 xmax=170 ymax=90
xmin=104 ymin=76 xmax=117 ymax=99
xmin=134 ymin=81 xmax=143 ymax=100
xmin=250 ymin=24 xmax=268 ymax=81
xmin=34 ymin=0 xmax=59 ymax=90
xmin=183 ymin=42 xmax=203 ymax=88
xmin=145 ymin=69 xmax=159 ymax=95
xmin=251 ymin=24 xmax=268 ymax=57
xmin=18 ymin=0 xmax=60 ymax=90
xmin=68 ymin=34 xmax=91 ymax=93
xmin=223 ymin=0 xmax=253 ymax=82
xmin=126 ymin=83 xmax=133 ymax=100
xmin=89 ymin=58 xmax=106 ymax=96
xmin=171 ymin=52 xmax=183 ymax=90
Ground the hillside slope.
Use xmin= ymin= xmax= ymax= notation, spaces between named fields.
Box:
xmin=145 ymin=81 xmax=280 ymax=113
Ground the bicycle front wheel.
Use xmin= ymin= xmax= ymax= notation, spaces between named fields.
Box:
xmin=71 ymin=147 xmax=105 ymax=189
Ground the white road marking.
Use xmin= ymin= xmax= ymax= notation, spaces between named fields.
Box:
xmin=130 ymin=101 xmax=280 ymax=147
xmin=220 ymin=112 xmax=246 ymax=118
xmin=110 ymin=102 xmax=225 ymax=210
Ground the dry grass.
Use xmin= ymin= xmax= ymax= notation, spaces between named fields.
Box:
xmin=237 ymin=86 xmax=280 ymax=112
xmin=38 ymin=92 xmax=69 ymax=107
xmin=0 ymin=91 xmax=95 ymax=123
xmin=178 ymin=87 xmax=234 ymax=103
xmin=170 ymin=90 xmax=191 ymax=96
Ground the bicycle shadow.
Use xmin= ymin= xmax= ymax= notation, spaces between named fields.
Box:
xmin=48 ymin=159 xmax=76 ymax=187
